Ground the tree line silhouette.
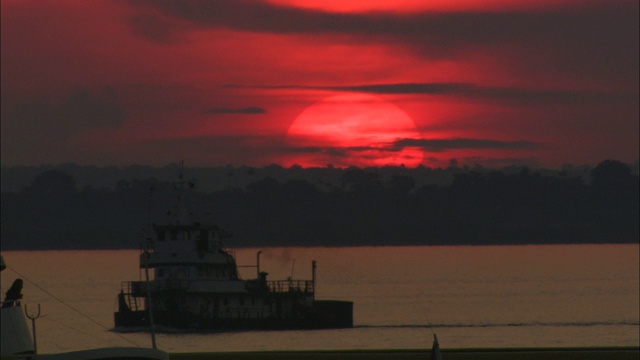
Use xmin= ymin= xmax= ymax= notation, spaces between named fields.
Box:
xmin=1 ymin=160 xmax=637 ymax=249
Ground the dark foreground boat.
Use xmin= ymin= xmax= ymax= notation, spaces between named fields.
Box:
xmin=114 ymin=174 xmax=353 ymax=331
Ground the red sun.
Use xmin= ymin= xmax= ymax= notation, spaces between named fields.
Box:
xmin=284 ymin=93 xmax=424 ymax=168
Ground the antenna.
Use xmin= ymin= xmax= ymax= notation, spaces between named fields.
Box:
xmin=290 ymin=258 xmax=296 ymax=279
xmin=257 ymin=250 xmax=262 ymax=277
xmin=146 ymin=186 xmax=156 ymax=239
xmin=312 ymin=260 xmax=316 ymax=299
xmin=172 ymin=161 xmax=195 ymax=225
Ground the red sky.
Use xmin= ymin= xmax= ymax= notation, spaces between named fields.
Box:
xmin=1 ymin=0 xmax=638 ymax=168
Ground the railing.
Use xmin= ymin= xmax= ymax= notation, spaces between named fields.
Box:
xmin=121 ymin=279 xmax=314 ymax=296
xmin=266 ymin=280 xmax=314 ymax=293
xmin=119 ymin=282 xmax=142 ymax=310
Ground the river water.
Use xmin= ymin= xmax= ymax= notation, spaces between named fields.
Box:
xmin=1 ymin=245 xmax=638 ymax=353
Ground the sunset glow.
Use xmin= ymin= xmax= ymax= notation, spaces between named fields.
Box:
xmin=1 ymin=0 xmax=637 ymax=168
xmin=284 ymin=94 xmax=423 ymax=167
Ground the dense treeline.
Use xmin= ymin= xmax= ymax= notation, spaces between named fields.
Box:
xmin=1 ymin=160 xmax=638 ymax=249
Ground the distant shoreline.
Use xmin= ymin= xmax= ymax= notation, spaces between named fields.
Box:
xmin=3 ymin=161 xmax=638 ymax=249
xmin=2 ymin=242 xmax=639 ymax=252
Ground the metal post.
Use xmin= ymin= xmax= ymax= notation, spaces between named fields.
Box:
xmin=143 ymin=247 xmax=157 ymax=349
xmin=25 ymin=304 xmax=41 ymax=354
xmin=256 ymin=250 xmax=262 ymax=277
xmin=312 ymin=261 xmax=316 ymax=299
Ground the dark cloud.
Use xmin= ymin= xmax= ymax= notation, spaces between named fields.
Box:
xmin=206 ymin=107 xmax=266 ymax=114
xmin=283 ymin=146 xmax=393 ymax=162
xmin=127 ymin=0 xmax=363 ymax=35
xmin=334 ymin=83 xmax=638 ymax=105
xmin=282 ymin=146 xmax=368 ymax=159
xmin=248 ymin=83 xmax=469 ymax=95
xmin=128 ymin=0 xmax=636 ymax=41
xmin=284 ymin=146 xmax=326 ymax=154
xmin=128 ymin=0 xmax=638 ymax=80
xmin=284 ymin=138 xmax=538 ymax=156
xmin=253 ymin=82 xmax=636 ymax=106
xmin=393 ymin=138 xmax=540 ymax=152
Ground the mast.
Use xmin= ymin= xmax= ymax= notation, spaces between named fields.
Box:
xmin=257 ymin=251 xmax=262 ymax=277
xmin=312 ymin=261 xmax=316 ymax=300
xmin=172 ymin=161 xmax=194 ymax=226
xmin=145 ymin=161 xmax=189 ymax=347
xmin=143 ymin=245 xmax=157 ymax=349
xmin=143 ymin=176 xmax=157 ymax=348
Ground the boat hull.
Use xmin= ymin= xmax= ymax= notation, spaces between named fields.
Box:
xmin=114 ymin=300 xmax=353 ymax=331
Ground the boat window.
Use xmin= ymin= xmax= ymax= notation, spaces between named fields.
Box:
xmin=157 ymin=268 xmax=164 ymax=277
xmin=157 ymin=231 xmax=165 ymax=242
xmin=171 ymin=230 xmax=177 ymax=241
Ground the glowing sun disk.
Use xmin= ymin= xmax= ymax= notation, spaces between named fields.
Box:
xmin=284 ymin=93 xmax=423 ymax=167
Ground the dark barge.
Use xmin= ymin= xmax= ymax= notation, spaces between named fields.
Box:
xmin=114 ymin=175 xmax=352 ymax=331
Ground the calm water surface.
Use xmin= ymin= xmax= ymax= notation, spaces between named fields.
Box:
xmin=1 ymin=245 xmax=638 ymax=353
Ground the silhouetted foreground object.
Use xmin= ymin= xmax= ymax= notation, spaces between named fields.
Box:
xmin=1 ymin=160 xmax=638 ymax=249
xmin=432 ymin=334 xmax=443 ymax=360
xmin=0 ymin=255 xmax=169 ymax=359
xmin=164 ymin=348 xmax=638 ymax=359
xmin=2 ymin=279 xmax=23 ymax=308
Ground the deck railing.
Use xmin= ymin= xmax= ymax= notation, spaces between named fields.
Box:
xmin=266 ymin=280 xmax=313 ymax=293
xmin=122 ymin=279 xmax=314 ymax=297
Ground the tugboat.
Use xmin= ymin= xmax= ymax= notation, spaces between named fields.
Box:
xmin=114 ymin=171 xmax=353 ymax=331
